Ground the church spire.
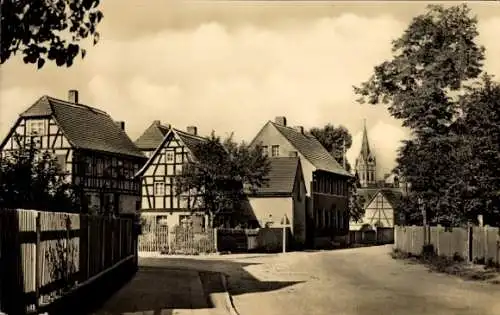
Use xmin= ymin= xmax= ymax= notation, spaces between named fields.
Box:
xmin=355 ymin=119 xmax=376 ymax=188
xmin=360 ymin=119 xmax=371 ymax=159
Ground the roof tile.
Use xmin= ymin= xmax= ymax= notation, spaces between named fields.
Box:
xmin=134 ymin=121 xmax=171 ymax=150
xmin=20 ymin=96 xmax=145 ymax=159
xmin=251 ymin=157 xmax=300 ymax=195
xmin=272 ymin=122 xmax=350 ymax=177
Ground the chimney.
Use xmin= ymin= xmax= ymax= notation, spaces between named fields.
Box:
xmin=289 ymin=151 xmax=298 ymax=157
xmin=115 ymin=121 xmax=125 ymax=131
xmin=68 ymin=89 xmax=79 ymax=104
xmin=186 ymin=126 xmax=197 ymax=136
xmin=153 ymin=120 xmax=161 ymax=126
xmin=274 ymin=116 xmax=287 ymax=126
xmin=293 ymin=126 xmax=304 ymax=134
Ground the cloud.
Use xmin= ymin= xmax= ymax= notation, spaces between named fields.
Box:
xmin=1 ymin=8 xmax=499 ymax=176
xmin=0 ymin=87 xmax=51 ymax=140
xmin=78 ymin=13 xmax=407 ymax=139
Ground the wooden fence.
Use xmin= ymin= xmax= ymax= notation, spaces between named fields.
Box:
xmin=138 ymin=224 xmax=216 ymax=255
xmin=0 ymin=209 xmax=135 ymax=314
xmin=394 ymin=225 xmax=500 ymax=265
xmin=342 ymin=227 xmax=395 ymax=246
xmin=138 ymin=225 xmax=291 ymax=255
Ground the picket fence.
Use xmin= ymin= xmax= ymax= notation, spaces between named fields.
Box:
xmin=0 ymin=209 xmax=136 ymax=314
xmin=394 ymin=225 xmax=500 ymax=265
xmin=138 ymin=224 xmax=291 ymax=255
xmin=138 ymin=224 xmax=215 ymax=254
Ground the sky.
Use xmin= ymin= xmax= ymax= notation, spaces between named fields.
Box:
xmin=1 ymin=1 xmax=499 ymax=178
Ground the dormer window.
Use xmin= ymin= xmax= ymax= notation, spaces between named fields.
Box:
xmin=28 ymin=120 xmax=45 ymax=136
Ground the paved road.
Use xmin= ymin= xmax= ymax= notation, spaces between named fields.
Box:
xmin=141 ymin=245 xmax=500 ymax=315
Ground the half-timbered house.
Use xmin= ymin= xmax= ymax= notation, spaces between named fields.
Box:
xmin=135 ymin=126 xmax=208 ymax=230
xmin=350 ymin=189 xmax=403 ymax=231
xmin=250 ymin=116 xmax=352 ymax=248
xmin=0 ymin=90 xmax=147 ymax=215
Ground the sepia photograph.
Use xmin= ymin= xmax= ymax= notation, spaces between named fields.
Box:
xmin=0 ymin=1 xmax=500 ymax=314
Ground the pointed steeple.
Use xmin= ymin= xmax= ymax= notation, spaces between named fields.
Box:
xmin=360 ymin=119 xmax=371 ymax=159
xmin=355 ymin=119 xmax=377 ymax=188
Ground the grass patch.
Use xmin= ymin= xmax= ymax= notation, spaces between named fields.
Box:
xmin=391 ymin=248 xmax=500 ymax=284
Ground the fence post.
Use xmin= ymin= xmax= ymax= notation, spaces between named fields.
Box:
xmin=213 ymin=228 xmax=218 ymax=253
xmin=101 ymin=217 xmax=106 ymax=271
xmin=485 ymin=226 xmax=489 ymax=262
xmin=87 ymin=216 xmax=91 ymax=278
xmin=65 ymin=215 xmax=71 ymax=284
xmin=466 ymin=224 xmax=472 ymax=263
xmin=35 ymin=212 xmax=41 ymax=311
xmin=119 ymin=219 xmax=122 ymax=260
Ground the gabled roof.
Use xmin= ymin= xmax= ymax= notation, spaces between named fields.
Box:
xmin=248 ymin=157 xmax=301 ymax=196
xmin=6 ymin=96 xmax=145 ymax=158
xmin=174 ymin=128 xmax=207 ymax=153
xmin=380 ymin=189 xmax=403 ymax=209
xmin=257 ymin=121 xmax=351 ymax=177
xmin=362 ymin=188 xmax=404 ymax=209
xmin=134 ymin=121 xmax=171 ymax=150
xmin=358 ymin=188 xmax=379 ymax=208
xmin=135 ymin=127 xmax=208 ymax=177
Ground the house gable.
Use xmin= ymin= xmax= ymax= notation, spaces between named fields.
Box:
xmin=137 ymin=128 xmax=207 ymax=212
xmin=352 ymin=190 xmax=396 ymax=229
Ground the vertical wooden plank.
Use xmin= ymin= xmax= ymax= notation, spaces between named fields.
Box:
xmin=35 ymin=213 xmax=41 ymax=311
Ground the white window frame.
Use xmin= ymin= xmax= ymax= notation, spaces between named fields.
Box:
xmin=28 ymin=120 xmax=46 ymax=136
xmin=271 ymin=145 xmax=279 ymax=157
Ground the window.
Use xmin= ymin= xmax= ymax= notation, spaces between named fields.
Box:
xmin=271 ymin=145 xmax=279 ymax=157
xmin=262 ymin=146 xmax=268 ymax=156
xmin=28 ymin=120 xmax=45 ymax=136
xmin=166 ymin=151 xmax=174 ymax=162
xmin=97 ymin=158 xmax=104 ymax=176
xmin=154 ymin=182 xmax=165 ymax=195
xmin=84 ymin=157 xmax=92 ymax=175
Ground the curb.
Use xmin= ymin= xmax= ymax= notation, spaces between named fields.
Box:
xmin=219 ymin=274 xmax=240 ymax=315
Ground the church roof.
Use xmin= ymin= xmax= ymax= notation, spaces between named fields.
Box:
xmin=359 ymin=119 xmax=375 ymax=161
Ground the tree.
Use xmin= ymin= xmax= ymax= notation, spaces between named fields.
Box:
xmin=452 ymin=74 xmax=500 ymax=226
xmin=1 ymin=0 xmax=103 ymax=68
xmin=0 ymin=142 xmax=76 ymax=212
xmin=354 ymin=4 xmax=485 ymax=225
xmin=309 ymin=124 xmax=352 ymax=171
xmin=174 ymin=132 xmax=271 ymax=228
xmin=348 ymin=172 xmax=365 ymax=222
xmin=309 ymin=124 xmax=365 ymax=222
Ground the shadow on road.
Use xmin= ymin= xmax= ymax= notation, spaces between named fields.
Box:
xmin=141 ymin=257 xmax=304 ymax=297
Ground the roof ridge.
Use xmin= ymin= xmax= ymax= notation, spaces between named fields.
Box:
xmin=47 ymin=96 xmax=109 ymax=116
xmin=173 ymin=128 xmax=208 ymax=141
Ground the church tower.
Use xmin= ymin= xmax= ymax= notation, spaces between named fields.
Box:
xmin=355 ymin=119 xmax=377 ymax=188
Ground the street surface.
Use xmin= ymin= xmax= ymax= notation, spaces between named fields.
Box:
xmin=140 ymin=245 xmax=500 ymax=315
